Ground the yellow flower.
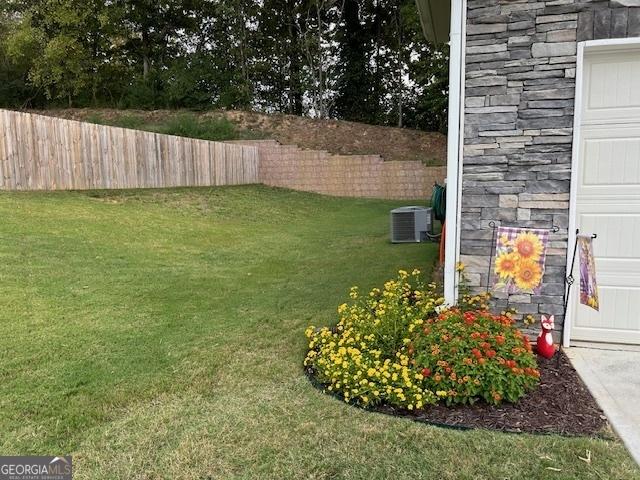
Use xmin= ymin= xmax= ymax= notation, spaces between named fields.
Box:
xmin=514 ymin=258 xmax=543 ymax=291
xmin=495 ymin=252 xmax=518 ymax=279
xmin=436 ymin=390 xmax=448 ymax=397
xmin=513 ymin=231 xmax=544 ymax=261
xmin=455 ymin=262 xmax=465 ymax=272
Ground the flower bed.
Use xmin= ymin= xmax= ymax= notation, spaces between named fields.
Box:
xmin=304 ymin=270 xmax=540 ymax=411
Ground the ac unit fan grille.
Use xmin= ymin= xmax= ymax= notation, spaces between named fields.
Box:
xmin=392 ymin=212 xmax=416 ymax=242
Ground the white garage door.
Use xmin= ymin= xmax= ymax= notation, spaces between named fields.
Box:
xmin=570 ymin=44 xmax=640 ymax=345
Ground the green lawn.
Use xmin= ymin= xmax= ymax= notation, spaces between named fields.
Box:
xmin=0 ymin=186 xmax=637 ymax=479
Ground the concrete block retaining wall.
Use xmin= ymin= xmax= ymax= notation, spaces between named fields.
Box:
xmin=233 ymin=140 xmax=446 ymax=200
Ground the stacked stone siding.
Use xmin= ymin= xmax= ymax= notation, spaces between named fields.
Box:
xmin=461 ymin=0 xmax=640 ymax=330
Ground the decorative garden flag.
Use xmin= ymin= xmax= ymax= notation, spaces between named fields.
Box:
xmin=578 ymin=235 xmax=599 ymax=311
xmin=493 ymin=227 xmax=549 ymax=295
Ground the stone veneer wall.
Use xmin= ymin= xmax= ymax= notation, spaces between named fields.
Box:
xmin=461 ymin=0 xmax=640 ymax=331
xmin=233 ymin=140 xmax=446 ymax=200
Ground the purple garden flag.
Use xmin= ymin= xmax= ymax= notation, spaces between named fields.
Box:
xmin=578 ymin=235 xmax=599 ymax=311
xmin=493 ymin=227 xmax=550 ymax=295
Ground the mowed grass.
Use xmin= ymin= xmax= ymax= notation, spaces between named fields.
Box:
xmin=0 ymin=186 xmax=637 ymax=480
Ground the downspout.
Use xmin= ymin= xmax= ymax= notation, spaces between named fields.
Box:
xmin=443 ymin=0 xmax=466 ymax=305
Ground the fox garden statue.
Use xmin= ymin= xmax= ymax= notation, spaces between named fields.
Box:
xmin=536 ymin=315 xmax=556 ymax=359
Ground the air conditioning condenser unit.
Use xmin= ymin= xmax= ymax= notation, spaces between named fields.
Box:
xmin=390 ymin=206 xmax=433 ymax=243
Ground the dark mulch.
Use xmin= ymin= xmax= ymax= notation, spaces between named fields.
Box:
xmin=307 ymin=350 xmax=610 ymax=437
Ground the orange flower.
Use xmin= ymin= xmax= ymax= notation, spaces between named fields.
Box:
xmin=495 ymin=335 xmax=505 ymax=345
xmin=513 ymin=231 xmax=544 ymax=261
xmin=492 ymin=392 xmax=502 ymax=402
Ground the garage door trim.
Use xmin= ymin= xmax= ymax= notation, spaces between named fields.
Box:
xmin=563 ymin=37 xmax=640 ymax=347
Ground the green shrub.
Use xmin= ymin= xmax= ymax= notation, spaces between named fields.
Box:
xmin=111 ymin=114 xmax=146 ymax=130
xmin=412 ymin=308 xmax=539 ymax=405
xmin=304 ymin=270 xmax=539 ymax=410
xmin=156 ymin=114 xmax=238 ymax=141
xmin=86 ymin=112 xmax=145 ymax=130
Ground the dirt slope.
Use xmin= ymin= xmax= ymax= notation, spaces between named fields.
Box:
xmin=222 ymin=110 xmax=446 ymax=165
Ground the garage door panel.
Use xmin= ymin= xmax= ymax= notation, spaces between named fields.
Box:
xmin=571 ymin=45 xmax=640 ymax=345
xmin=577 ymin=212 xmax=640 ymax=259
xmin=574 ymin=286 xmax=640 ymax=328
xmin=579 ymin=126 xmax=640 ymax=193
xmin=583 ymin=50 xmax=640 ymax=124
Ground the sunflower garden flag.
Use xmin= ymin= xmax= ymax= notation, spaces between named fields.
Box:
xmin=493 ymin=227 xmax=549 ymax=294
xmin=578 ymin=235 xmax=599 ymax=311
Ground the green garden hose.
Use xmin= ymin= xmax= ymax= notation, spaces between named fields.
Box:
xmin=431 ymin=183 xmax=446 ymax=223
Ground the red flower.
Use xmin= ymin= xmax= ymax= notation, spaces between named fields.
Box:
xmin=422 ymin=367 xmax=431 ymax=377
xmin=486 ymin=349 xmax=496 ymax=358
xmin=495 ymin=335 xmax=505 ymax=345
xmin=463 ymin=311 xmax=476 ymax=325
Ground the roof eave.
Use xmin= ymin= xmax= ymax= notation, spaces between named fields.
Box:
xmin=415 ymin=0 xmax=452 ymax=45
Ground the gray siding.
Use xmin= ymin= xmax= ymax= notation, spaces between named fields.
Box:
xmin=461 ymin=0 xmax=640 ymax=333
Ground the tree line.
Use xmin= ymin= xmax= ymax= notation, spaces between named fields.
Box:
xmin=0 ymin=0 xmax=449 ymax=132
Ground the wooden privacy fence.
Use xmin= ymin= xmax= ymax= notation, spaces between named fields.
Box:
xmin=0 ymin=109 xmax=259 ymax=190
